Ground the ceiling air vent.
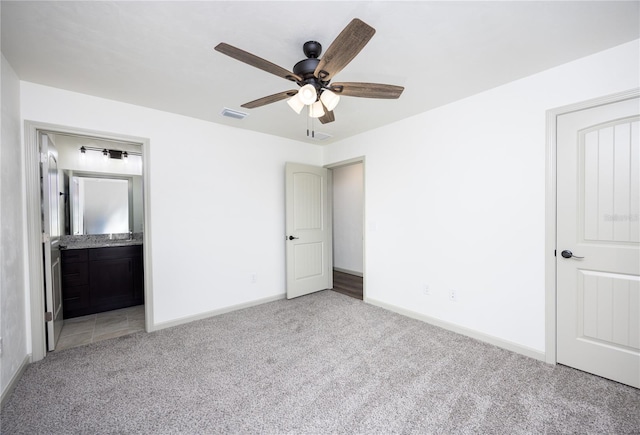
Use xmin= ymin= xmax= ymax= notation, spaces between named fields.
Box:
xmin=310 ymin=132 xmax=332 ymax=141
xmin=221 ymin=108 xmax=248 ymax=120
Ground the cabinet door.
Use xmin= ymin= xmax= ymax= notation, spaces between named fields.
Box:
xmin=89 ymin=257 xmax=135 ymax=311
xmin=62 ymin=285 xmax=91 ymax=317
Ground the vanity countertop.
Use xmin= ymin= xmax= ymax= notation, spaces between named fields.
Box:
xmin=59 ymin=233 xmax=143 ymax=250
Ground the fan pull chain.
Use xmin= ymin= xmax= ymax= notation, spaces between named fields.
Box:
xmin=306 ymin=107 xmax=315 ymax=138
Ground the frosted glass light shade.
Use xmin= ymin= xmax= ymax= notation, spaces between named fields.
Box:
xmin=287 ymin=95 xmax=305 ymax=114
xmin=298 ymin=84 xmax=317 ymax=105
xmin=308 ymin=101 xmax=325 ymax=118
xmin=320 ymin=89 xmax=340 ymax=111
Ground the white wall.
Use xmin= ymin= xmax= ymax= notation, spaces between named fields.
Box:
xmin=1 ymin=55 xmax=29 ymax=397
xmin=332 ymin=163 xmax=363 ymax=274
xmin=324 ymin=40 xmax=640 ymax=354
xmin=20 ymin=82 xmax=323 ymax=329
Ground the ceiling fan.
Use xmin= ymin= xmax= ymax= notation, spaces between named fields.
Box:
xmin=214 ymin=18 xmax=404 ymax=126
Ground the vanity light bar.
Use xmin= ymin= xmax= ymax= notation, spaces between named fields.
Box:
xmin=80 ymin=146 xmax=141 ymax=158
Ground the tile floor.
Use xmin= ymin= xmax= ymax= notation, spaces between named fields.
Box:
xmin=56 ymin=305 xmax=145 ymax=351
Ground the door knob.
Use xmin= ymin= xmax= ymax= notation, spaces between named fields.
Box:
xmin=288 ymin=235 xmax=299 ymax=240
xmin=561 ymin=250 xmax=584 ymax=259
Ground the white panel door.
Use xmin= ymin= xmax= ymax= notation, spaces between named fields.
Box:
xmin=285 ymin=163 xmax=331 ymax=299
xmin=557 ymin=97 xmax=640 ymax=388
xmin=41 ymin=132 xmax=64 ymax=351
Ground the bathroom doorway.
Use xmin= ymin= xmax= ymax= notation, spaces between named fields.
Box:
xmin=53 ymin=133 xmax=145 ymax=351
xmin=24 ymin=122 xmax=152 ymax=361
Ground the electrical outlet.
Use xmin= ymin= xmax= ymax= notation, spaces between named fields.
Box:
xmin=250 ymin=273 xmax=257 ymax=284
xmin=449 ymin=289 xmax=457 ymax=302
xmin=422 ymin=284 xmax=430 ymax=296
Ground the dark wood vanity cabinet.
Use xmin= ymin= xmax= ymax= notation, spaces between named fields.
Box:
xmin=61 ymin=245 xmax=143 ymax=318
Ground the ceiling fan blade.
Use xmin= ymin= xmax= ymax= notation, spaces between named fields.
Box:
xmin=314 ymin=18 xmax=376 ymax=81
xmin=319 ymin=103 xmax=335 ymax=124
xmin=240 ymin=90 xmax=299 ymax=109
xmin=330 ymin=82 xmax=404 ymax=99
xmin=215 ymin=43 xmax=302 ymax=83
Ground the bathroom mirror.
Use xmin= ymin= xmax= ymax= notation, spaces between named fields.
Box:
xmin=67 ymin=172 xmax=142 ymax=235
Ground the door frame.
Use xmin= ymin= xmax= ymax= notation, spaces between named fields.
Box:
xmin=325 ymin=156 xmax=366 ymax=301
xmin=24 ymin=121 xmax=153 ymax=363
xmin=544 ymin=88 xmax=639 ymax=364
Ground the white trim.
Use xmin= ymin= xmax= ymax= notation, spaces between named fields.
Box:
xmin=324 ymin=157 xmax=364 ymax=170
xmin=544 ymin=88 xmax=640 ymax=365
xmin=24 ymin=123 xmax=46 ymax=362
xmin=24 ymin=121 xmax=152 ymax=362
xmin=333 ymin=267 xmax=363 ymax=278
xmin=368 ymin=297 xmax=545 ymax=362
xmin=150 ymin=293 xmax=286 ymax=332
xmin=362 ymin=159 xmax=366 ymax=301
xmin=327 ymin=168 xmax=334 ymax=291
xmin=1 ymin=355 xmax=30 ymax=408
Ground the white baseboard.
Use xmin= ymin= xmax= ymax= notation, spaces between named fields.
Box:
xmin=333 ymin=267 xmax=363 ymax=277
xmin=366 ymin=298 xmax=545 ymax=362
xmin=151 ymin=293 xmax=286 ymax=332
xmin=1 ymin=354 xmax=30 ymax=409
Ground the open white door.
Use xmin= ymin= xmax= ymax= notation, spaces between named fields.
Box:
xmin=557 ymin=96 xmax=639 ymax=388
xmin=285 ymin=162 xmax=331 ymax=299
xmin=41 ymin=132 xmax=63 ymax=351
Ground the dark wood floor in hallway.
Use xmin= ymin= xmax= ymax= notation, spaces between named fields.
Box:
xmin=332 ymin=270 xmax=363 ymax=300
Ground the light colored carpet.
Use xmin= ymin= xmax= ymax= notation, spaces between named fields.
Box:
xmin=2 ymin=291 xmax=639 ymax=434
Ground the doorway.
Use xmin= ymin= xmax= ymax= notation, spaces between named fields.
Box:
xmin=545 ymin=89 xmax=639 ymax=388
xmin=329 ymin=160 xmax=365 ymax=300
xmin=24 ymin=121 xmax=152 ymax=362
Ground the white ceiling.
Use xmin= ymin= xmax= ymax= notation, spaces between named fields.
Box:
xmin=2 ymin=1 xmax=638 ymax=145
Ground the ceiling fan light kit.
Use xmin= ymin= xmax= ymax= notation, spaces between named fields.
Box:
xmin=287 ymin=96 xmax=305 ymax=114
xmin=309 ymin=101 xmax=325 ymax=118
xmin=320 ymin=89 xmax=340 ymax=111
xmin=297 ymin=83 xmax=318 ymax=105
xmin=214 ymin=18 xmax=404 ymax=136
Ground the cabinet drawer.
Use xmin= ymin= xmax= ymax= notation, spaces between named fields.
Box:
xmin=89 ymin=245 xmax=141 ymax=261
xmin=61 ymin=261 xmax=89 ymax=286
xmin=63 ymin=285 xmax=90 ymax=318
xmin=61 ymin=249 xmax=88 ymax=263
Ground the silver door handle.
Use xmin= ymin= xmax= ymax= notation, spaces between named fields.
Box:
xmin=561 ymin=250 xmax=584 ymax=259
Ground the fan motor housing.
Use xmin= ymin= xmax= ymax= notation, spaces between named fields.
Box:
xmin=293 ymin=41 xmax=324 ymax=80
xmin=303 ymin=41 xmax=322 ymax=58
xmin=293 ymin=58 xmax=320 ymax=79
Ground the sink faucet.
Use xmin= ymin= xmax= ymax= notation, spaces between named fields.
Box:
xmin=129 ymin=230 xmax=133 ymax=241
